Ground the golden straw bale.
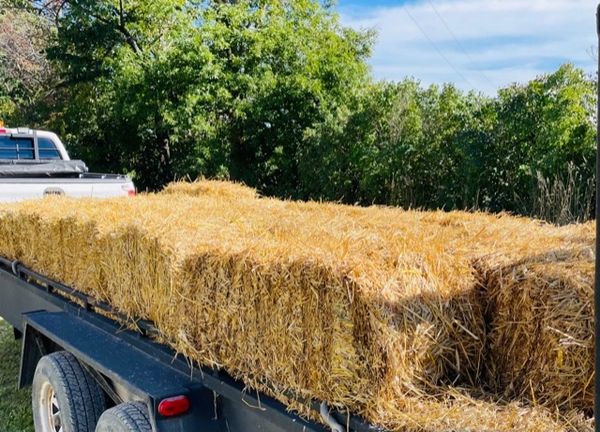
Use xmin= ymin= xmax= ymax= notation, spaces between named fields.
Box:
xmin=426 ymin=213 xmax=594 ymax=414
xmin=0 ymin=194 xmax=488 ymax=429
xmin=479 ymin=224 xmax=594 ymax=413
xmin=162 ymin=179 xmax=258 ymax=200
xmin=0 ymin=184 xmax=594 ymax=429
xmin=333 ymin=208 xmax=595 ymax=415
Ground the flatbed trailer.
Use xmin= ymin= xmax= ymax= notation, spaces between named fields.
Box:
xmin=0 ymin=257 xmax=381 ymax=432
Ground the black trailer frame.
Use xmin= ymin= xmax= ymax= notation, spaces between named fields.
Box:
xmin=0 ymin=257 xmax=382 ymax=432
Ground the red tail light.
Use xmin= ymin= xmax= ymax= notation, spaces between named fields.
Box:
xmin=0 ymin=128 xmax=6 ymax=134
xmin=158 ymin=395 xmax=190 ymax=417
xmin=121 ymin=184 xmax=136 ymax=197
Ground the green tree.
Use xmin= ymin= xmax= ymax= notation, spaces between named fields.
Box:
xmin=3 ymin=1 xmax=597 ymax=223
xmin=494 ymin=64 xmax=596 ymax=215
xmin=46 ymin=0 xmax=373 ymax=191
xmin=0 ymin=1 xmax=55 ymax=123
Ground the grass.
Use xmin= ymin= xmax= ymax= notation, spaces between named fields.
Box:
xmin=526 ymin=163 xmax=595 ymax=225
xmin=0 ymin=319 xmax=33 ymax=432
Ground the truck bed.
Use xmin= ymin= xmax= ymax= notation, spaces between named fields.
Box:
xmin=0 ymin=171 xmax=134 ymax=201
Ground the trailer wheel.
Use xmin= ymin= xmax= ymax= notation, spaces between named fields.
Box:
xmin=95 ymin=402 xmax=152 ymax=432
xmin=32 ymin=351 xmax=106 ymax=432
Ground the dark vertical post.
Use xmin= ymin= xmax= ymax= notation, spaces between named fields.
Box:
xmin=594 ymin=4 xmax=600 ymax=432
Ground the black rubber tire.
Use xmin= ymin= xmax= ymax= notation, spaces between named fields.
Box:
xmin=32 ymin=351 xmax=106 ymax=432
xmin=95 ymin=402 xmax=152 ymax=432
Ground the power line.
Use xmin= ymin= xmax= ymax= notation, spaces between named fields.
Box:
xmin=587 ymin=45 xmax=598 ymax=63
xmin=403 ymin=5 xmax=478 ymax=89
xmin=425 ymin=0 xmax=497 ymax=91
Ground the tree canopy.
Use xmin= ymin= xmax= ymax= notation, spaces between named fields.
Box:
xmin=0 ymin=0 xmax=596 ymax=223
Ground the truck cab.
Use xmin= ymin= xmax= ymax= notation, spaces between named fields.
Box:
xmin=0 ymin=127 xmax=70 ymax=161
xmin=0 ymin=127 xmax=136 ymax=201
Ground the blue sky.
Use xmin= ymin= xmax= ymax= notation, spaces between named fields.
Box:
xmin=338 ymin=0 xmax=596 ymax=95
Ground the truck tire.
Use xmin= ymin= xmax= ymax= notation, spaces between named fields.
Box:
xmin=32 ymin=351 xmax=106 ymax=432
xmin=95 ymin=402 xmax=152 ymax=432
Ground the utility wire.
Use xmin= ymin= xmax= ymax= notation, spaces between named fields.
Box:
xmin=425 ymin=0 xmax=497 ymax=91
xmin=587 ymin=45 xmax=598 ymax=63
xmin=403 ymin=5 xmax=478 ymax=89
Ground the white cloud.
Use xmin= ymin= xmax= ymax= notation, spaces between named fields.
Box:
xmin=340 ymin=0 xmax=597 ymax=94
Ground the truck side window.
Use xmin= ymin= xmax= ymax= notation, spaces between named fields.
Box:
xmin=38 ymin=137 xmax=61 ymax=160
xmin=0 ymin=136 xmax=34 ymax=160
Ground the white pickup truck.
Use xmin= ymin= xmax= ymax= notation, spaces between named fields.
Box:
xmin=0 ymin=127 xmax=135 ymax=201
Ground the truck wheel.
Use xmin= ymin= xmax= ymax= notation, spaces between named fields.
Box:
xmin=95 ymin=402 xmax=152 ymax=432
xmin=32 ymin=351 xmax=106 ymax=432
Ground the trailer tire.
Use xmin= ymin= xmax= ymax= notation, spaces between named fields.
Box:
xmin=32 ymin=351 xmax=106 ymax=432
xmin=95 ymin=402 xmax=152 ymax=432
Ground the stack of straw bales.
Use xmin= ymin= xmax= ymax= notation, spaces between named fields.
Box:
xmin=0 ymin=180 xmax=593 ymax=431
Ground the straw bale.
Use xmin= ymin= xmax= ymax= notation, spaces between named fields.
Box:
xmin=417 ymin=212 xmax=595 ymax=413
xmin=326 ymin=208 xmax=596 ymax=415
xmin=479 ymin=225 xmax=594 ymax=413
xmin=0 ymin=191 xmax=489 ymax=429
xmin=0 ymin=181 xmax=594 ymax=429
xmin=162 ymin=179 xmax=258 ymax=200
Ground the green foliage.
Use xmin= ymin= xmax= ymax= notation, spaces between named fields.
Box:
xmin=494 ymin=65 xmax=596 ymax=215
xmin=46 ymin=0 xmax=373 ymax=190
xmin=3 ymin=1 xmax=597 ymax=223
xmin=299 ymin=65 xmax=595 ymax=222
xmin=0 ymin=3 xmax=55 ymax=124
